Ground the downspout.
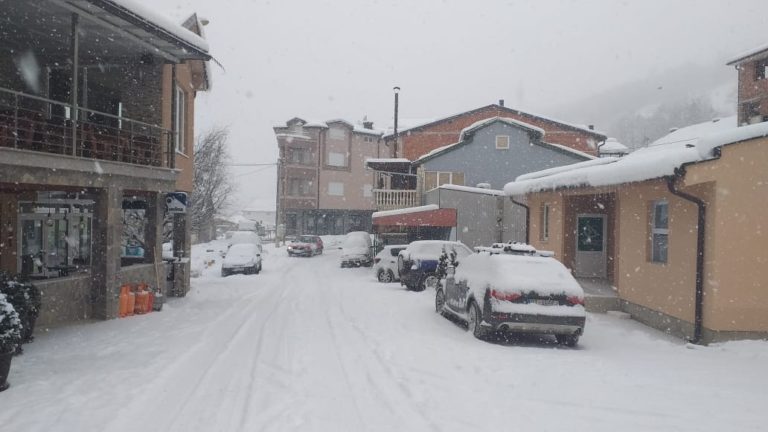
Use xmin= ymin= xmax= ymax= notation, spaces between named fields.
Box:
xmin=666 ymin=170 xmax=705 ymax=344
xmin=509 ymin=196 xmax=530 ymax=244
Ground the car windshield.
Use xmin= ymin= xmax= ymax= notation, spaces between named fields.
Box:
xmin=4 ymin=2 xmax=766 ymax=431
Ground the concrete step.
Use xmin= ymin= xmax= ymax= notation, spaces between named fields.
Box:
xmin=585 ymin=295 xmax=622 ymax=313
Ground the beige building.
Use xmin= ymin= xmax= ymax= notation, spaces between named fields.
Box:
xmin=504 ymin=120 xmax=768 ymax=344
xmin=274 ymin=118 xmax=385 ymax=236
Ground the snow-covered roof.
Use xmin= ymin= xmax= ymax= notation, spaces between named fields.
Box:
xmin=504 ymin=119 xmax=768 ymax=196
xmin=365 ymin=158 xmax=410 ymax=164
xmin=372 ymin=204 xmax=439 ymax=219
xmin=413 ymin=117 xmax=590 ymax=165
xmin=599 ymin=138 xmax=629 ymax=155
xmin=275 ymin=118 xmax=383 ymax=135
xmin=437 ymin=184 xmax=504 ymax=197
xmin=650 ymin=116 xmax=737 ymax=147
xmin=105 ymin=0 xmax=210 ymax=54
xmin=383 ymin=104 xmax=606 ymax=139
xmin=727 ymin=42 xmax=768 ymax=65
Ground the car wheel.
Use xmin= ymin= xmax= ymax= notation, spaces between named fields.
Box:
xmin=221 ymin=269 xmax=229 ymax=277
xmin=377 ymin=269 xmax=392 ymax=283
xmin=254 ymin=264 xmax=261 ymax=275
xmin=556 ymin=334 xmax=580 ymax=347
xmin=435 ymin=288 xmax=446 ymax=314
xmin=421 ymin=274 xmax=438 ymax=291
xmin=468 ymin=301 xmax=488 ymax=339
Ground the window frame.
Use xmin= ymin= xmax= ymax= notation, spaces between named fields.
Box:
xmin=424 ymin=171 xmax=465 ymax=191
xmin=328 ymin=182 xmax=345 ymax=196
xmin=650 ymin=200 xmax=669 ymax=264
xmin=173 ymin=85 xmax=186 ymax=155
xmin=540 ymin=203 xmax=550 ymax=241
xmin=755 ymin=59 xmax=768 ymax=80
xmin=495 ymin=135 xmax=510 ymax=150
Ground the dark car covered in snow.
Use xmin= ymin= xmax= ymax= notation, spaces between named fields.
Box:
xmin=397 ymin=240 xmax=473 ymax=291
xmin=436 ymin=246 xmax=586 ymax=346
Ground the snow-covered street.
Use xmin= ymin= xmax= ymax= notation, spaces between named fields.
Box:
xmin=1 ymin=243 xmax=767 ymax=432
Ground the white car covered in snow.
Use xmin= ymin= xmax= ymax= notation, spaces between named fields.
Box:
xmin=340 ymin=231 xmax=373 ymax=268
xmin=373 ymin=245 xmax=408 ymax=282
xmin=221 ymin=243 xmax=262 ymax=277
xmin=436 ymin=247 xmax=586 ymax=346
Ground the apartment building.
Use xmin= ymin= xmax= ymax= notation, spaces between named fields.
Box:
xmin=728 ymin=43 xmax=768 ymax=125
xmin=274 ymin=118 xmax=385 ymax=236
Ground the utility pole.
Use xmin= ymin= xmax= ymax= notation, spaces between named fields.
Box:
xmin=393 ymin=86 xmax=400 ymax=158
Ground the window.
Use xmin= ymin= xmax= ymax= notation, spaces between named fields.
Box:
xmin=328 ymin=182 xmax=344 ymax=196
xmin=650 ymin=200 xmax=668 ymax=263
xmin=288 ymin=178 xmax=312 ymax=196
xmin=329 ymin=128 xmax=346 ymax=139
xmin=424 ymin=171 xmax=465 ymax=190
xmin=173 ymin=85 xmax=186 ymax=154
xmin=755 ymin=59 xmax=768 ymax=80
xmin=742 ymin=101 xmax=763 ymax=124
xmin=540 ymin=203 xmax=550 ymax=241
xmin=495 ymin=135 xmax=510 ymax=150
xmin=288 ymin=148 xmax=311 ymax=165
xmin=327 ymin=152 xmax=347 ymax=167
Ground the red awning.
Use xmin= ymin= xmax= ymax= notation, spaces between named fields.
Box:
xmin=372 ymin=208 xmax=457 ymax=227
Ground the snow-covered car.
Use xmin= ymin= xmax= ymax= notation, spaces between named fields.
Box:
xmin=398 ymin=240 xmax=473 ymax=291
xmin=436 ymin=249 xmax=586 ymax=346
xmin=226 ymin=231 xmax=263 ymax=256
xmin=287 ymin=235 xmax=322 ymax=257
xmin=373 ymin=245 xmax=408 ymax=283
xmin=221 ymin=243 xmax=262 ymax=277
xmin=340 ymin=231 xmax=373 ymax=267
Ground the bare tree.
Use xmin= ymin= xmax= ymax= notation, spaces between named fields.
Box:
xmin=191 ymin=127 xmax=234 ymax=242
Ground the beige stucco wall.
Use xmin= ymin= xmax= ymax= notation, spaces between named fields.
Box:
xmin=319 ymin=126 xmax=378 ymax=210
xmin=683 ymin=136 xmax=768 ymax=332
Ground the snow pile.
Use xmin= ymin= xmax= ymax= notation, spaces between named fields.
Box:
xmin=505 ymin=118 xmax=768 ymax=196
xmin=598 ymin=137 xmax=629 ymax=155
xmin=372 ymin=204 xmax=438 ymax=218
xmin=455 ymin=253 xmax=584 ymax=297
xmin=402 ymin=241 xmax=471 ymax=260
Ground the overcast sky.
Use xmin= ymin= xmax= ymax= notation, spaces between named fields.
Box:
xmin=153 ymin=0 xmax=768 ymax=212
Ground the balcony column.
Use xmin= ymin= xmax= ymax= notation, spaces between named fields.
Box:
xmin=70 ymin=13 xmax=79 ymax=157
xmin=90 ymin=186 xmax=122 ymax=319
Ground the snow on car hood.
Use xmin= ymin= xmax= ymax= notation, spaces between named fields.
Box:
xmin=454 ymin=253 xmax=583 ymax=297
xmin=223 ymin=254 xmax=256 ymax=267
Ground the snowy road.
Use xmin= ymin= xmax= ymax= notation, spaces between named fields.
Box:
xmin=1 ymin=244 xmax=767 ymax=432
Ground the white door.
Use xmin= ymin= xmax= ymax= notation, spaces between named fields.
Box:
xmin=574 ymin=214 xmax=606 ymax=278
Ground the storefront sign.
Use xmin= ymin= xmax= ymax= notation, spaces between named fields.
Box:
xmin=166 ymin=192 xmax=188 ymax=214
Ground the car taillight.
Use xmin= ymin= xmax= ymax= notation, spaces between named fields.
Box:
xmin=490 ymin=290 xmax=522 ymax=302
xmin=567 ymin=296 xmax=585 ymax=306
xmin=374 ymin=257 xmax=381 ymax=264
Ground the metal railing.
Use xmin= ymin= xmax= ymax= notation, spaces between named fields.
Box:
xmin=373 ymin=189 xmax=419 ymax=211
xmin=0 ymin=87 xmax=174 ymax=168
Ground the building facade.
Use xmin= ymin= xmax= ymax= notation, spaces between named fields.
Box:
xmin=274 ymin=118 xmax=385 ymax=236
xmin=0 ymin=1 xmax=210 ymax=327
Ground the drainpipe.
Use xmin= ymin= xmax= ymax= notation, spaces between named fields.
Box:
xmin=509 ymin=196 xmax=530 ymax=244
xmin=666 ymin=171 xmax=705 ymax=344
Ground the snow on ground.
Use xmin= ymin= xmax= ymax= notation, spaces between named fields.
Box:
xmin=1 ymin=242 xmax=767 ymax=431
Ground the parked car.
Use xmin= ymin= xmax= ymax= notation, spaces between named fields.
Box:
xmin=221 ymin=243 xmax=262 ymax=277
xmin=287 ymin=235 xmax=323 ymax=257
xmin=435 ymin=246 xmax=586 ymax=346
xmin=373 ymin=245 xmax=408 ymax=283
xmin=225 ymin=231 xmax=263 ymax=256
xmin=340 ymin=231 xmax=373 ymax=267
xmin=398 ymin=240 xmax=472 ymax=291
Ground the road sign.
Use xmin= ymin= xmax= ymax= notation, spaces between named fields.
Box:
xmin=166 ymin=192 xmax=188 ymax=213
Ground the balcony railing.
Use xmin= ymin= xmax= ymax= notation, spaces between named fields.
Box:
xmin=373 ymin=189 xmax=420 ymax=211
xmin=0 ymin=87 xmax=174 ymax=169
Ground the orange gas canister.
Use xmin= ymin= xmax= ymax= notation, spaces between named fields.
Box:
xmin=126 ymin=289 xmax=136 ymax=317
xmin=135 ymin=290 xmax=149 ymax=314
xmin=147 ymin=291 xmax=155 ymax=313
xmin=118 ymin=285 xmax=130 ymax=318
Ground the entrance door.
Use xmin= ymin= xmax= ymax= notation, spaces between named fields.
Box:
xmin=574 ymin=214 xmax=606 ymax=278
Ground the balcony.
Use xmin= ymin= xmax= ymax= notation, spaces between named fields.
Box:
xmin=0 ymin=88 xmax=174 ymax=169
xmin=373 ymin=189 xmax=420 ymax=211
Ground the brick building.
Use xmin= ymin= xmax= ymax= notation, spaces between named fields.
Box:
xmin=728 ymin=44 xmax=768 ymax=125
xmin=383 ymin=102 xmax=606 ymax=161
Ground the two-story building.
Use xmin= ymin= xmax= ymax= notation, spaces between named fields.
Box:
xmin=0 ymin=0 xmax=210 ymax=327
xmin=274 ymin=118 xmax=385 ymax=236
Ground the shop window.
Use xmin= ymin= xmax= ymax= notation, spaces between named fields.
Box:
xmin=650 ymin=200 xmax=668 ymax=263
xmin=18 ymin=196 xmax=93 ymax=279
xmin=122 ymin=199 xmax=150 ymax=265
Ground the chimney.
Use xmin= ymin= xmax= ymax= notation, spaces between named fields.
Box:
xmin=498 ymin=99 xmax=505 ymax=107
xmin=363 ymin=121 xmax=374 ymax=130
xmin=588 ymin=125 xmax=594 ymax=130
